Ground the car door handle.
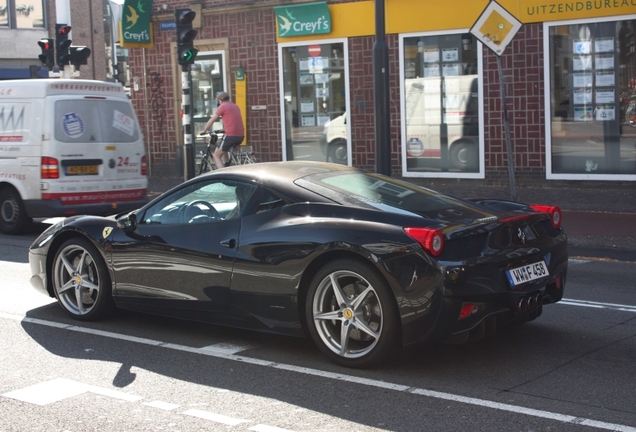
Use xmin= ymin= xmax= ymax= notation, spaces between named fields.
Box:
xmin=220 ymin=238 xmax=236 ymax=248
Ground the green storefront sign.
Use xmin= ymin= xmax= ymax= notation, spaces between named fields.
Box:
xmin=274 ymin=2 xmax=332 ymax=38
xmin=120 ymin=0 xmax=154 ymax=48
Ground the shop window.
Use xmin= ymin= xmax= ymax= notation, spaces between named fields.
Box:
xmin=189 ymin=52 xmax=227 ymax=154
xmin=546 ymin=18 xmax=636 ymax=178
xmin=279 ymin=40 xmax=350 ymax=165
xmin=400 ymin=32 xmax=483 ymax=178
xmin=0 ymin=0 xmax=45 ymax=28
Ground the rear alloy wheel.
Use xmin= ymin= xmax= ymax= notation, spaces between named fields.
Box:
xmin=0 ymin=187 xmax=31 ymax=235
xmin=52 ymin=238 xmax=114 ymax=321
xmin=450 ymin=141 xmax=478 ymax=171
xmin=327 ymin=139 xmax=347 ymax=165
xmin=306 ymin=259 xmax=399 ymax=368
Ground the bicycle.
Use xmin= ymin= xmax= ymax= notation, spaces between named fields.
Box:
xmin=197 ymin=129 xmax=257 ymax=175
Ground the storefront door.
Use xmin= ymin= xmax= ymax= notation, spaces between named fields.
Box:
xmin=190 ymin=52 xmax=227 ymax=155
xmin=279 ymin=40 xmax=350 ymax=165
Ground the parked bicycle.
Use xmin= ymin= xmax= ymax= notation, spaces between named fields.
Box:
xmin=198 ymin=129 xmax=257 ymax=175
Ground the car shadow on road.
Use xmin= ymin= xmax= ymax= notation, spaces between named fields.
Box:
xmin=16 ymin=302 xmax=603 ymax=432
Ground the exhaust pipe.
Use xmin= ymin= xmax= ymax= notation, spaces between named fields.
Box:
xmin=517 ymin=294 xmax=543 ymax=312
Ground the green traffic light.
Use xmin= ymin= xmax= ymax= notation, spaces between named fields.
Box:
xmin=182 ymin=48 xmax=198 ymax=63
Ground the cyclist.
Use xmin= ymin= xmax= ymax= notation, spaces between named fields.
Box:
xmin=199 ymin=91 xmax=245 ymax=168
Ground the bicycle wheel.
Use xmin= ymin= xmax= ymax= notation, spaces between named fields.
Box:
xmin=238 ymin=151 xmax=255 ymax=165
xmin=198 ymin=153 xmax=216 ymax=175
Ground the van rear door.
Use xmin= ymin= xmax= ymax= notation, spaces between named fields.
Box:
xmin=47 ymin=97 xmax=147 ymax=207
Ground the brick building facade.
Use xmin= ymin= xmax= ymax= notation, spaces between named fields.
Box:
xmin=123 ymin=0 xmax=636 ymax=189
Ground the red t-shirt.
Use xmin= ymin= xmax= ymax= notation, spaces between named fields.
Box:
xmin=216 ymin=102 xmax=244 ymax=137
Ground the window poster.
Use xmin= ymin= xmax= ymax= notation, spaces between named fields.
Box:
xmin=595 ymin=89 xmax=614 ymax=104
xmin=300 ymin=73 xmax=314 ymax=85
xmin=300 ymin=100 xmax=314 ymax=113
xmin=573 ymin=73 xmax=593 ymax=87
xmin=442 ymin=63 xmax=460 ymax=76
xmin=573 ymin=89 xmax=592 ymax=104
xmin=594 ymin=54 xmax=614 ymax=70
xmin=574 ymin=106 xmax=593 ymax=121
xmin=596 ymin=72 xmax=615 ymax=87
xmin=423 ymin=49 xmax=439 ymax=63
xmin=595 ymin=106 xmax=615 ymax=121
xmin=573 ymin=40 xmax=591 ymax=54
xmin=316 ymin=87 xmax=329 ymax=98
xmin=424 ymin=64 xmax=440 ymax=77
xmin=573 ymin=56 xmax=591 ymax=71
xmin=594 ymin=37 xmax=614 ymax=53
xmin=442 ymin=48 xmax=459 ymax=62
xmin=314 ymin=73 xmax=329 ymax=84
xmin=301 ymin=114 xmax=315 ymax=127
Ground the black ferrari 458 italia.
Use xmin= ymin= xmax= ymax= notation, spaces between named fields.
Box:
xmin=29 ymin=161 xmax=567 ymax=368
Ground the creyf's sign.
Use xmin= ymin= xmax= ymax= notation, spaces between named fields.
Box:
xmin=274 ymin=2 xmax=331 ymax=38
xmin=120 ymin=0 xmax=154 ymax=48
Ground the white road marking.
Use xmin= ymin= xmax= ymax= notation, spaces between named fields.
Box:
xmin=142 ymin=400 xmax=180 ymax=410
xmin=560 ymin=298 xmax=636 ymax=313
xmin=2 ymin=378 xmax=143 ymax=406
xmin=183 ymin=409 xmax=249 ymax=425
xmin=3 ymin=311 xmax=636 ymax=432
xmin=249 ymin=425 xmax=296 ymax=432
xmin=568 ymin=259 xmax=590 ymax=264
xmin=201 ymin=341 xmax=256 ymax=354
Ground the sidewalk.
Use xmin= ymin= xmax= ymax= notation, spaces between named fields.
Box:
xmin=148 ymin=177 xmax=636 ymax=261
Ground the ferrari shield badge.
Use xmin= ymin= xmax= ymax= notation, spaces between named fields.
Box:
xmin=102 ymin=227 xmax=113 ymax=239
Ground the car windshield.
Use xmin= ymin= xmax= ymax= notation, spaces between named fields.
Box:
xmin=295 ymin=171 xmax=475 ymax=218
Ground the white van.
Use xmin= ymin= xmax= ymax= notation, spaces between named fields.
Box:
xmin=0 ymin=79 xmax=149 ymax=235
xmin=404 ymin=75 xmax=479 ymax=170
xmin=319 ymin=112 xmax=348 ymax=165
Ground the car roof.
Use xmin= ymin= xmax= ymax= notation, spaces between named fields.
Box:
xmin=214 ymin=161 xmax=356 ymax=182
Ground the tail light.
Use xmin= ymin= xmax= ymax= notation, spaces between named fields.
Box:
xmin=530 ymin=205 xmax=562 ymax=229
xmin=141 ymin=155 xmax=147 ymax=176
xmin=41 ymin=156 xmax=59 ymax=179
xmin=404 ymin=227 xmax=445 ymax=256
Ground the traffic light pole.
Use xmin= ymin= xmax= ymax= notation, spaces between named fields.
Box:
xmin=181 ymin=65 xmax=195 ymax=181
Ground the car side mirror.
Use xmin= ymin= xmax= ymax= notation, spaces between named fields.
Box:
xmin=117 ymin=212 xmax=137 ymax=232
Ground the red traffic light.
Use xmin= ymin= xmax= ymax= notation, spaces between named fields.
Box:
xmin=38 ymin=39 xmax=51 ymax=50
xmin=57 ymin=25 xmax=71 ymax=35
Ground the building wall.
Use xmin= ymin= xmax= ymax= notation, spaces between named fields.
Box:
xmin=126 ymin=1 xmax=636 ymax=188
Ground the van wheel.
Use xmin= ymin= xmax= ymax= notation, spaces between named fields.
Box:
xmin=450 ymin=141 xmax=478 ymax=171
xmin=328 ymin=139 xmax=348 ymax=165
xmin=0 ymin=187 xmax=31 ymax=235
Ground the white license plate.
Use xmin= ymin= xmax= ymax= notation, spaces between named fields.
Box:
xmin=505 ymin=260 xmax=549 ymax=287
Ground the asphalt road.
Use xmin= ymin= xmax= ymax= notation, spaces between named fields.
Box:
xmin=1 ymin=222 xmax=635 ymax=431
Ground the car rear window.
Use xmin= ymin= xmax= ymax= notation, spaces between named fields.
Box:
xmin=54 ymin=99 xmax=140 ymax=143
xmin=295 ymin=171 xmax=469 ymax=217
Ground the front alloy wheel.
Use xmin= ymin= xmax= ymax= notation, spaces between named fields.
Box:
xmin=306 ymin=259 xmax=399 ymax=368
xmin=52 ymin=238 xmax=114 ymax=321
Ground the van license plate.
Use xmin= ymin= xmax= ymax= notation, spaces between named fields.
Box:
xmin=67 ymin=165 xmax=98 ymax=175
xmin=505 ymin=260 xmax=549 ymax=287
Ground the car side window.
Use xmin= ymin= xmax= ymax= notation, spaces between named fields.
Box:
xmin=140 ymin=180 xmax=256 ymax=225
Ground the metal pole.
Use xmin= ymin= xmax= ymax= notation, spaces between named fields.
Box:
xmin=373 ymin=0 xmax=391 ymax=176
xmin=142 ymin=48 xmax=152 ymax=177
xmin=496 ymin=56 xmax=517 ymax=201
xmin=181 ymin=66 xmax=195 ymax=180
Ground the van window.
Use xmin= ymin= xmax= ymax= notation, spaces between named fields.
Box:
xmin=54 ymin=100 xmax=140 ymax=143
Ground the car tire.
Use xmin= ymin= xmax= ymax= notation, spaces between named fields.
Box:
xmin=52 ymin=238 xmax=115 ymax=321
xmin=450 ymin=141 xmax=478 ymax=171
xmin=305 ymin=259 xmax=400 ymax=368
xmin=327 ymin=139 xmax=347 ymax=165
xmin=0 ymin=187 xmax=31 ymax=235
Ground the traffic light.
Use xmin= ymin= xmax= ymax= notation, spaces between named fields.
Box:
xmin=113 ymin=63 xmax=126 ymax=84
xmin=69 ymin=46 xmax=91 ymax=70
xmin=37 ymin=38 xmax=54 ymax=70
xmin=175 ymin=8 xmax=198 ymax=66
xmin=55 ymin=24 xmax=72 ymax=67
